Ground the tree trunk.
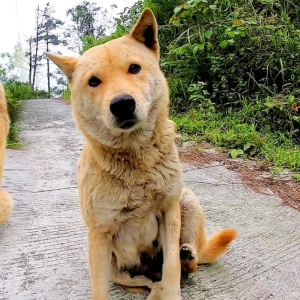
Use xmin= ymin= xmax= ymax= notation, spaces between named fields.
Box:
xmin=28 ymin=38 xmax=32 ymax=87
xmin=47 ymin=39 xmax=51 ymax=98
xmin=46 ymin=35 xmax=50 ymax=98
xmin=32 ymin=5 xmax=39 ymax=90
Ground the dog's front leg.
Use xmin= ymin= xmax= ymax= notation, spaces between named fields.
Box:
xmin=88 ymin=228 xmax=112 ymax=300
xmin=148 ymin=198 xmax=181 ymax=300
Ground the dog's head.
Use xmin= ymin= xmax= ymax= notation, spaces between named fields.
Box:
xmin=46 ymin=9 xmax=168 ymax=148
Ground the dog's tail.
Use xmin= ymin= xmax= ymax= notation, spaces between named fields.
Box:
xmin=198 ymin=228 xmax=238 ymax=264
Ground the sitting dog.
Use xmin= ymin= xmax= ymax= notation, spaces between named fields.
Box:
xmin=0 ymin=82 xmax=14 ymax=226
xmin=46 ymin=8 xmax=237 ymax=300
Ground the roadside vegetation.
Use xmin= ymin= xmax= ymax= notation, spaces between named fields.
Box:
xmin=82 ymin=0 xmax=300 ymax=173
xmin=2 ymin=80 xmax=48 ymax=147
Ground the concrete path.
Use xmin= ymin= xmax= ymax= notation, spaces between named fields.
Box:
xmin=1 ymin=99 xmax=300 ymax=300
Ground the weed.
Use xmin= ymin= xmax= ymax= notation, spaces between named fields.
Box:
xmin=172 ymin=103 xmax=300 ymax=171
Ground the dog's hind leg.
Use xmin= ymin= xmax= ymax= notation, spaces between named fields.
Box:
xmin=179 ymin=188 xmax=206 ymax=273
xmin=179 ymin=188 xmax=237 ymax=273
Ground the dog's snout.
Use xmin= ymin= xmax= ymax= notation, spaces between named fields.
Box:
xmin=110 ymin=95 xmax=136 ymax=121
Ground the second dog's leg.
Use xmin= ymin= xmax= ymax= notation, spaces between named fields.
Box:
xmin=0 ymin=190 xmax=14 ymax=226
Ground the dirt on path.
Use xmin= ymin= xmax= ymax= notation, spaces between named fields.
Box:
xmin=178 ymin=141 xmax=300 ymax=211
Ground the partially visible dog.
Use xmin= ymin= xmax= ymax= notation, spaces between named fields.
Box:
xmin=46 ymin=8 xmax=237 ymax=300
xmin=0 ymin=82 xmax=14 ymax=226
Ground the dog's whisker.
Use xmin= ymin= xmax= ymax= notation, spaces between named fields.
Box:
xmin=81 ymin=117 xmax=98 ymax=128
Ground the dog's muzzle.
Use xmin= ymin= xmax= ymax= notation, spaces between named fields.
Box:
xmin=110 ymin=95 xmax=137 ymax=129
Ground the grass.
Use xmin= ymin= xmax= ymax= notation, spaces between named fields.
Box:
xmin=171 ymin=106 xmax=300 ymax=172
xmin=6 ymin=124 xmax=22 ymax=149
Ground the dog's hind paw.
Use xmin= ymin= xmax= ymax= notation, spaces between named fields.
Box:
xmin=180 ymin=245 xmax=195 ymax=262
xmin=180 ymin=243 xmax=198 ymax=273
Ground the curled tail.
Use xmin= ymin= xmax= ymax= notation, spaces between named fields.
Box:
xmin=198 ymin=228 xmax=238 ymax=264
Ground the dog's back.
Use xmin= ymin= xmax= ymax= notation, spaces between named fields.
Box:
xmin=0 ymin=82 xmax=14 ymax=226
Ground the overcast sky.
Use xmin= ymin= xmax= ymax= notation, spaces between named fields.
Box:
xmin=0 ymin=0 xmax=136 ymax=54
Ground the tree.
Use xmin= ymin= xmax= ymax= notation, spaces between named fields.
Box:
xmin=38 ymin=2 xmax=64 ymax=97
xmin=24 ymin=37 xmax=34 ymax=86
xmin=1 ymin=43 xmax=29 ymax=82
xmin=0 ymin=61 xmax=6 ymax=80
xmin=32 ymin=5 xmax=40 ymax=90
xmin=81 ymin=2 xmax=143 ymax=53
xmin=65 ymin=1 xmax=112 ymax=52
xmin=51 ymin=68 xmax=68 ymax=97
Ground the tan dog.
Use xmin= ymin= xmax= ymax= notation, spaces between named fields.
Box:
xmin=46 ymin=9 xmax=237 ymax=300
xmin=0 ymin=82 xmax=14 ymax=226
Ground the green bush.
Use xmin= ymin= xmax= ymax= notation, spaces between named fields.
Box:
xmin=5 ymin=81 xmax=34 ymax=101
xmin=62 ymin=89 xmax=71 ymax=100
xmin=161 ymin=0 xmax=300 ymax=140
xmin=4 ymin=81 xmax=28 ymax=126
xmin=35 ymin=90 xmax=50 ymax=99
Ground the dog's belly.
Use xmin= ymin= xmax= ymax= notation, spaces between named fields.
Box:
xmin=112 ymin=211 xmax=161 ymax=269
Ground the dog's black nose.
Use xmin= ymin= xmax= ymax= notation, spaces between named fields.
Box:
xmin=110 ymin=95 xmax=136 ymax=121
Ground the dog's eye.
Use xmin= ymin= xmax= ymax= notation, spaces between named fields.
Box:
xmin=129 ymin=64 xmax=141 ymax=74
xmin=88 ymin=76 xmax=101 ymax=87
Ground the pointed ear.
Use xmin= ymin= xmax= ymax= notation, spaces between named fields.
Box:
xmin=130 ymin=8 xmax=159 ymax=55
xmin=45 ymin=52 xmax=77 ymax=78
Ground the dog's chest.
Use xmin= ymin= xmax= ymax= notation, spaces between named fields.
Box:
xmin=92 ymin=174 xmax=165 ymax=224
xmin=87 ymin=175 xmax=163 ymax=268
xmin=79 ymin=145 xmax=182 ymax=228
xmin=81 ymin=157 xmax=180 ymax=227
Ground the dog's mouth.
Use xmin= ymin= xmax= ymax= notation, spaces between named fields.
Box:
xmin=118 ymin=119 xmax=138 ymax=130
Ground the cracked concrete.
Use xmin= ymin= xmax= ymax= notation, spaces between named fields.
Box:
xmin=1 ymin=99 xmax=300 ymax=300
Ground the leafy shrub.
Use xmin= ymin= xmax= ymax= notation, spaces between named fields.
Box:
xmin=62 ymin=89 xmax=71 ymax=100
xmin=4 ymin=81 xmax=28 ymax=125
xmin=35 ymin=90 xmax=50 ymax=99
xmin=161 ymin=0 xmax=300 ymax=140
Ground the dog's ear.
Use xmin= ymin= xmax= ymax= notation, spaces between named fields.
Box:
xmin=130 ymin=8 xmax=159 ymax=55
xmin=45 ymin=53 xmax=77 ymax=78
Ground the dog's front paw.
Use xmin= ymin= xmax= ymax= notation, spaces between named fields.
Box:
xmin=91 ymin=293 xmax=110 ymax=300
xmin=147 ymin=282 xmax=181 ymax=300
